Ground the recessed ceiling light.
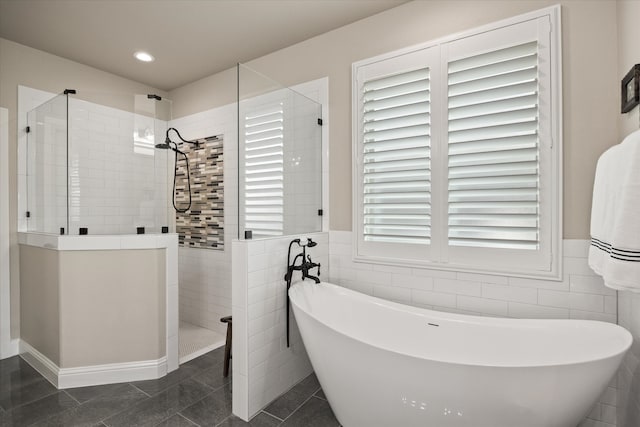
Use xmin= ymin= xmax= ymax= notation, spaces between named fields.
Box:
xmin=134 ymin=51 xmax=155 ymax=62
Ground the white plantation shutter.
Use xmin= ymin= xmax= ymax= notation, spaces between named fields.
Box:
xmin=447 ymin=41 xmax=540 ymax=250
xmin=362 ymin=67 xmax=431 ymax=245
xmin=442 ymin=15 xmax=556 ymax=274
xmin=244 ymin=103 xmax=284 ymax=238
xmin=354 ymin=46 xmax=440 ymax=261
xmin=353 ymin=9 xmax=559 ymax=277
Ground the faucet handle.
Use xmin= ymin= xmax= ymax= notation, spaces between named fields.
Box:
xmin=306 ymin=255 xmax=321 ymax=277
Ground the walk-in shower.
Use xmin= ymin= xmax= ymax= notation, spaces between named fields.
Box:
xmin=17 ymin=88 xmax=226 ymax=381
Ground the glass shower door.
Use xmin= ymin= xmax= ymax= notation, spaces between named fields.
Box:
xmin=26 ymin=94 xmax=68 ymax=234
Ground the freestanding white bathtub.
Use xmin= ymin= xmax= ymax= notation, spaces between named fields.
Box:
xmin=289 ymin=282 xmax=632 ymax=427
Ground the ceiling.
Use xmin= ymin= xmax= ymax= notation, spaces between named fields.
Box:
xmin=0 ymin=0 xmax=409 ymax=91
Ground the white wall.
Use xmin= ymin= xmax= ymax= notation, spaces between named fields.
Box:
xmin=0 ymin=107 xmax=16 ymax=358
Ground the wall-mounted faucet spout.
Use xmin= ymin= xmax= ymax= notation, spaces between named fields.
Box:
xmin=301 ymin=255 xmax=321 ymax=284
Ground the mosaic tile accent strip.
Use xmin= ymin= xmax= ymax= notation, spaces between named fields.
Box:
xmin=175 ymin=135 xmax=224 ymax=250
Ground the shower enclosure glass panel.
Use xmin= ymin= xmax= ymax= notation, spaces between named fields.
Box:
xmin=26 ymin=94 xmax=68 ymax=234
xmin=25 ymin=91 xmax=172 ymax=235
xmin=67 ymin=92 xmax=171 ymax=235
xmin=131 ymin=94 xmax=173 ymax=234
xmin=237 ymin=63 xmax=322 ymax=239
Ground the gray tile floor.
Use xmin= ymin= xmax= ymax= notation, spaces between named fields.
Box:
xmin=0 ymin=347 xmax=340 ymax=426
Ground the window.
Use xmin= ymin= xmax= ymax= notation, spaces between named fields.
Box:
xmin=353 ymin=6 xmax=561 ymax=278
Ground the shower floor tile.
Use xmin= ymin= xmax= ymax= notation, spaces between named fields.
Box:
xmin=179 ymin=322 xmax=226 ymax=364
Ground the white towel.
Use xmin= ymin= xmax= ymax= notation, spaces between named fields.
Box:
xmin=589 ymin=129 xmax=640 ymax=291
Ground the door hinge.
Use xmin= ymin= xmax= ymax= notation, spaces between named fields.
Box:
xmin=25 ymin=126 xmax=30 ymax=133
xmin=317 ymin=118 xmax=323 ymax=126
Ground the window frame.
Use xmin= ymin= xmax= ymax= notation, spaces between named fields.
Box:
xmin=351 ymin=5 xmax=562 ymax=280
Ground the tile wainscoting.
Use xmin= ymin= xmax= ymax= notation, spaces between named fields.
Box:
xmin=328 ymin=231 xmax=618 ymax=427
xmin=617 ymin=291 xmax=640 ymax=427
xmin=232 ymin=232 xmax=329 ymax=421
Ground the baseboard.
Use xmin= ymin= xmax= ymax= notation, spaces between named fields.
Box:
xmin=20 ymin=340 xmax=167 ymax=389
xmin=1 ymin=338 xmax=20 ymax=359
xmin=20 ymin=341 xmax=59 ymax=387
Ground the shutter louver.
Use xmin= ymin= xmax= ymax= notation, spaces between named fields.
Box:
xmin=362 ymin=68 xmax=431 ymax=245
xmin=447 ymin=41 xmax=540 ymax=250
xmin=244 ymin=103 xmax=284 ymax=238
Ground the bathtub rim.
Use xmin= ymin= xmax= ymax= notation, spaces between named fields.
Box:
xmin=289 ymin=281 xmax=633 ymax=369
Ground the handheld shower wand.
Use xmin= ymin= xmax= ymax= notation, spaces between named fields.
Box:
xmin=157 ymin=128 xmax=200 ymax=213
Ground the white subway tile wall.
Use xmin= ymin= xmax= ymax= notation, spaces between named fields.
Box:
xmin=171 ymin=105 xmax=237 ymax=336
xmin=232 ymin=232 xmax=329 ymax=420
xmin=328 ymin=231 xmax=618 ymax=427
xmin=178 ymin=246 xmax=231 ymax=335
xmin=617 ymin=291 xmax=640 ymax=427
